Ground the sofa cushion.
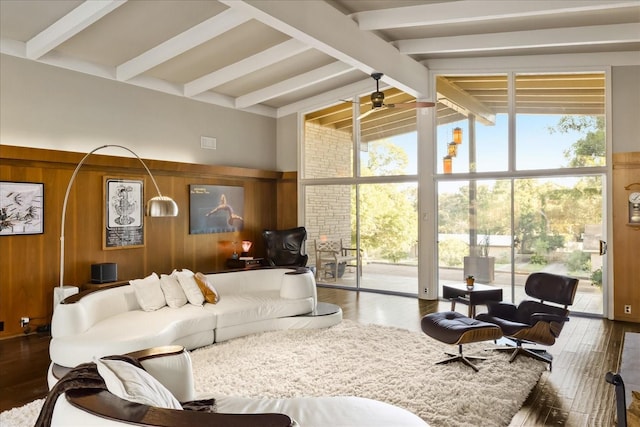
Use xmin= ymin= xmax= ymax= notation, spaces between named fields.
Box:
xmin=204 ymin=291 xmax=314 ymax=328
xmin=174 ymin=269 xmax=205 ymax=306
xmin=50 ymin=305 xmax=216 ymax=366
xmin=95 ymin=357 xmax=182 ymax=409
xmin=215 ymin=396 xmax=428 ymax=427
xmin=130 ymin=273 xmax=166 ymax=312
xmin=195 ymin=272 xmax=220 ymax=304
xmin=160 ymin=274 xmax=188 ymax=308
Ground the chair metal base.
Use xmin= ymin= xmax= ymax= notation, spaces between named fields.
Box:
xmin=491 ymin=343 xmax=554 ymax=371
xmin=436 ymin=344 xmax=487 ymax=372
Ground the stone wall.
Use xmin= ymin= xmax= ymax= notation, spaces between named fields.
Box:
xmin=304 ymin=122 xmax=354 ymax=266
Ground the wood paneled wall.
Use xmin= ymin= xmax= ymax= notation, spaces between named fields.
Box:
xmin=0 ymin=145 xmax=297 ymax=337
xmin=612 ymin=151 xmax=640 ymax=322
xmin=276 ymin=171 xmax=299 ymax=229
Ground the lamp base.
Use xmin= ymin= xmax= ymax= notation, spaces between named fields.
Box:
xmin=54 ymin=286 xmax=79 ymax=309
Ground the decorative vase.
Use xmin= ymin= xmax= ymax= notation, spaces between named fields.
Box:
xmin=466 ymin=278 xmax=475 ymax=290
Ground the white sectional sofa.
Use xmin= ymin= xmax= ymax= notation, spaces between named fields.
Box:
xmin=48 ymin=345 xmax=428 ymax=427
xmin=49 ymin=267 xmax=341 ymax=371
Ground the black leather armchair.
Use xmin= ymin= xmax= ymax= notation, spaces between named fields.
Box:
xmin=262 ymin=227 xmax=308 ymax=267
xmin=475 ymin=272 xmax=579 ymax=370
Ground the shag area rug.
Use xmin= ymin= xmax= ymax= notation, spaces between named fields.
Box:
xmin=190 ymin=320 xmax=545 ymax=427
xmin=0 ymin=320 xmax=546 ymax=427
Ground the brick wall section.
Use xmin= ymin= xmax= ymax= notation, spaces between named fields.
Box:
xmin=304 ymin=122 xmax=354 ymax=267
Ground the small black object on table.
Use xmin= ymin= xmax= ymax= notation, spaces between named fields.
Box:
xmin=225 ymin=258 xmax=264 ymax=270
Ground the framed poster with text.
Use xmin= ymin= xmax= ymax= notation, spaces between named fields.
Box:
xmin=103 ymin=177 xmax=144 ymax=249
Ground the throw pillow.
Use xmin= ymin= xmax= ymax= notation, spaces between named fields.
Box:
xmin=160 ymin=273 xmax=188 ymax=308
xmin=174 ymin=269 xmax=205 ymax=306
xmin=194 ymin=272 xmax=220 ymax=304
xmin=130 ymin=273 xmax=166 ymax=312
xmin=95 ymin=357 xmax=182 ymax=410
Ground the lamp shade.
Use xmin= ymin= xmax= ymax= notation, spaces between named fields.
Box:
xmin=447 ymin=142 xmax=458 ymax=157
xmin=443 ymin=156 xmax=452 ymax=174
xmin=147 ymin=196 xmax=179 ymax=217
xmin=453 ymin=127 xmax=463 ymax=144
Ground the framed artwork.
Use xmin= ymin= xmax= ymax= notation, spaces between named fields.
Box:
xmin=0 ymin=181 xmax=44 ymax=235
xmin=189 ymin=184 xmax=244 ymax=234
xmin=103 ymin=177 xmax=145 ymax=249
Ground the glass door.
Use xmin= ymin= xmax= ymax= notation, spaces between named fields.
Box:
xmin=514 ymin=176 xmax=604 ymax=313
xmin=437 ymin=176 xmax=604 ymax=314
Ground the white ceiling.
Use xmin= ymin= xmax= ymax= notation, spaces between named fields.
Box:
xmin=1 ymin=0 xmax=638 ymax=119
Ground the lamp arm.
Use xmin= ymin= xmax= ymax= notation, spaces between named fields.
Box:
xmin=59 ymin=144 xmax=164 ymax=289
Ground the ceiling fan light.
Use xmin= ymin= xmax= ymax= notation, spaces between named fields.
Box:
xmin=371 ymin=91 xmax=384 ymax=107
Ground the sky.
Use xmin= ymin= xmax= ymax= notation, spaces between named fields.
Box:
xmin=362 ymin=113 xmax=593 ymax=176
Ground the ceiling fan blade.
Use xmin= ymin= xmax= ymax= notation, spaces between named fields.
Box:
xmin=386 ymin=101 xmax=436 ymax=109
xmin=357 ymin=107 xmax=387 ymax=120
xmin=357 ymin=109 xmax=378 ymax=120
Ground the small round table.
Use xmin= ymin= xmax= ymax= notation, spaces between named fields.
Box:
xmin=303 ymin=302 xmax=341 ymax=317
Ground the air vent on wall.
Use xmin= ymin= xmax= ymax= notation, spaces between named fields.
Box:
xmin=201 ymin=136 xmax=217 ymax=150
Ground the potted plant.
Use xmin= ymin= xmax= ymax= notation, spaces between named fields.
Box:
xmin=466 ymin=275 xmax=475 ymax=290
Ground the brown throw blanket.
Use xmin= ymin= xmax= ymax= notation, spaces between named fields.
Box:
xmin=35 ymin=355 xmax=215 ymax=427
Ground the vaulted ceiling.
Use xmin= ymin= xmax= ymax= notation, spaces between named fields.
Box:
xmin=1 ymin=0 xmax=638 ymax=124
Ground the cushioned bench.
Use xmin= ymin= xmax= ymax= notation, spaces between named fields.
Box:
xmin=421 ymin=311 xmax=502 ymax=371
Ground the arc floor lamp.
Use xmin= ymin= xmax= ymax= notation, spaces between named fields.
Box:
xmin=55 ymin=145 xmax=178 ymax=305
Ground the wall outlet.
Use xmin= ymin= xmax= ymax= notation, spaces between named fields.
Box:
xmin=20 ymin=317 xmax=29 ymax=327
xmin=423 ymin=287 xmax=429 ymax=294
xmin=624 ymin=305 xmax=632 ymax=314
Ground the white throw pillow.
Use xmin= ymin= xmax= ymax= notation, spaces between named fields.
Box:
xmin=95 ymin=357 xmax=182 ymax=410
xmin=130 ymin=273 xmax=166 ymax=312
xmin=174 ymin=269 xmax=205 ymax=306
xmin=160 ymin=273 xmax=188 ymax=308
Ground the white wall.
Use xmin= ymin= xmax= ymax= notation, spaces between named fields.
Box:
xmin=612 ymin=65 xmax=640 ymax=153
xmin=0 ymin=55 xmax=277 ymax=169
xmin=276 ymin=113 xmax=298 ymax=171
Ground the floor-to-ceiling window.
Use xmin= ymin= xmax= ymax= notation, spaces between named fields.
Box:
xmin=301 ymin=71 xmax=607 ymax=314
xmin=435 ymin=72 xmax=606 ymax=315
xmin=303 ymin=89 xmax=420 ymax=295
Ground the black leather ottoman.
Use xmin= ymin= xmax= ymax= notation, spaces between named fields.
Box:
xmin=421 ymin=311 xmax=502 ymax=371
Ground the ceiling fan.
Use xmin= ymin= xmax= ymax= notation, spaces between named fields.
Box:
xmin=357 ymin=72 xmax=435 ymax=120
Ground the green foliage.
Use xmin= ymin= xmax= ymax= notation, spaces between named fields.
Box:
xmin=358 ymin=141 xmax=417 ymax=263
xmin=361 ymin=139 xmax=409 ymax=176
xmin=548 ymin=116 xmax=605 ymax=167
xmin=438 ymin=239 xmax=468 ymax=267
xmin=530 ymin=254 xmax=547 ymax=265
xmin=567 ymin=250 xmax=590 ymax=273
xmin=591 ymin=268 xmax=603 ymax=287
xmin=544 ymin=234 xmax=565 ymax=251
xmin=530 ymin=239 xmax=549 ymax=265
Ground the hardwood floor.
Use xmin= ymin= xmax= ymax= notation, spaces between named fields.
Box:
xmin=1 ymin=287 xmax=638 ymax=426
xmin=0 ymin=332 xmax=51 ymax=412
